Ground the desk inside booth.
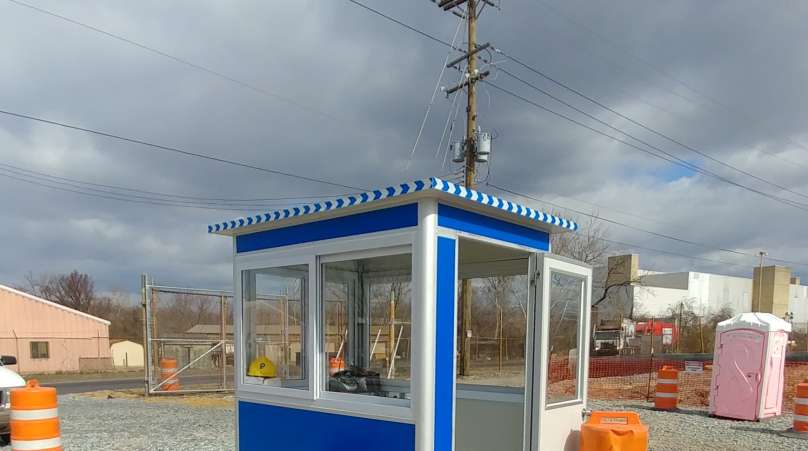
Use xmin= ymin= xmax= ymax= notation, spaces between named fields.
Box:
xmin=208 ymin=178 xmax=593 ymax=451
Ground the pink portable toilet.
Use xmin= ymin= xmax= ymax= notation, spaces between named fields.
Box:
xmin=709 ymin=313 xmax=791 ymax=421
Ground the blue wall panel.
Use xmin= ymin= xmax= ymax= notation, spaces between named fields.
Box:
xmin=434 ymin=236 xmax=457 ymax=451
xmin=437 ymin=203 xmax=549 ymax=251
xmin=236 ymin=203 xmax=418 ymax=253
xmin=238 ymin=401 xmax=415 ymax=451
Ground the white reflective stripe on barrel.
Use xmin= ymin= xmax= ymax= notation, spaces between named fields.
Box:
xmin=794 ymin=414 xmax=808 ymax=422
xmin=655 ymin=392 xmax=678 ymax=398
xmin=11 ymin=437 xmax=62 ymax=450
xmin=795 ymin=398 xmax=808 ymax=406
xmin=10 ymin=408 xmax=58 ymax=421
xmin=656 ymin=379 xmax=678 ymax=385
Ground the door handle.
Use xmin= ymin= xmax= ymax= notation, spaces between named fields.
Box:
xmin=582 ymin=408 xmax=592 ymax=421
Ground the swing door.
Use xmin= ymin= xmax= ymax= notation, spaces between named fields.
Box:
xmin=525 ymin=254 xmax=592 ymax=451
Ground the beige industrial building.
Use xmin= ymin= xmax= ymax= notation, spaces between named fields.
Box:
xmin=0 ymin=283 xmax=112 ymax=374
xmin=601 ymin=255 xmax=808 ymax=332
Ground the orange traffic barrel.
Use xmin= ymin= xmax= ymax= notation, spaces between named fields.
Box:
xmin=795 ymin=379 xmax=808 ymax=433
xmin=159 ymin=357 xmax=181 ymax=391
xmin=9 ymin=380 xmax=62 ymax=451
xmin=654 ymin=365 xmax=678 ymax=410
xmin=580 ymin=411 xmax=648 ymax=451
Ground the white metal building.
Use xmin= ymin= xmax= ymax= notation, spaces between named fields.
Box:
xmin=110 ymin=340 xmax=144 ymax=368
xmin=603 ymin=256 xmax=808 ymax=331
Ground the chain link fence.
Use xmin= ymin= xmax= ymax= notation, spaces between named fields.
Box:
xmin=142 ymin=275 xmax=234 ymax=395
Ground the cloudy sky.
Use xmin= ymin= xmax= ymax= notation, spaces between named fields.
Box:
xmin=1 ymin=0 xmax=807 ymax=296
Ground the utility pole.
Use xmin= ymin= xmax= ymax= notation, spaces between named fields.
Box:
xmin=464 ymin=0 xmax=479 ymax=188
xmin=434 ymin=0 xmax=493 ymax=377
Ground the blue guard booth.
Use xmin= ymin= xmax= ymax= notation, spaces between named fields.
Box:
xmin=209 ymin=177 xmax=592 ymax=451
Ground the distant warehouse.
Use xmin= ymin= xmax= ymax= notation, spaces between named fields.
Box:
xmin=0 ymin=283 xmax=111 ymax=374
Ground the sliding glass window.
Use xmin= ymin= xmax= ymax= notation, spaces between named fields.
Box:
xmin=242 ymin=264 xmax=308 ymax=389
xmin=322 ymin=253 xmax=412 ymax=403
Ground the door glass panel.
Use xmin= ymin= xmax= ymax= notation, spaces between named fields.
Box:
xmin=457 ymin=275 xmax=529 ymax=388
xmin=546 ymin=270 xmax=584 ymax=405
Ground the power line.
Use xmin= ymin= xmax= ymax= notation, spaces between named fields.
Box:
xmin=0 ymin=170 xmax=290 ymax=212
xmin=482 ymin=80 xmax=808 ymax=213
xmin=0 ymin=162 xmax=352 ymax=206
xmin=345 ymin=0 xmax=808 ymax=213
xmin=487 ymin=182 xmax=808 ymax=268
xmin=407 ymin=14 xmax=466 ymax=169
xmin=347 ymin=0 xmax=459 ymax=50
xmin=346 ymin=1 xmax=807 ymax=272
xmin=0 ymin=109 xmax=366 ymax=191
xmin=5 ymin=0 xmax=336 ymax=121
xmin=535 ymin=0 xmax=808 ymax=169
xmin=493 ymin=49 xmax=808 ymax=202
xmin=601 ymin=238 xmax=753 ymax=269
xmin=0 ymin=166 xmax=298 ymax=210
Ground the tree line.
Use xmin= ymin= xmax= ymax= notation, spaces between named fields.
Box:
xmin=19 ymin=270 xmax=143 ymax=341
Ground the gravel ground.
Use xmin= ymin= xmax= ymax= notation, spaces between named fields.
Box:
xmin=1 ymin=394 xmax=235 ymax=451
xmin=1 ymin=395 xmax=805 ymax=450
xmin=590 ymin=400 xmax=807 ymax=451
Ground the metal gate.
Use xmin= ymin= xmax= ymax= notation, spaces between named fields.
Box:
xmin=141 ymin=274 xmax=234 ymax=395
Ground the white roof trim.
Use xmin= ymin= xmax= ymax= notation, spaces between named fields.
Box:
xmin=0 ymin=283 xmax=111 ymax=326
xmin=208 ymin=177 xmax=579 ymax=235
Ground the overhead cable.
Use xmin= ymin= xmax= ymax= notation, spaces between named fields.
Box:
xmin=5 ymin=0 xmax=336 ymax=121
xmin=0 ymin=162 xmax=352 ymax=206
xmin=488 ymin=182 xmax=808 ymax=268
xmin=493 ymin=49 xmax=808 ymax=202
xmin=347 ymin=0 xmax=808 ymax=213
xmin=482 ymin=81 xmax=808 ymax=213
xmin=0 ymin=109 xmax=366 ymax=191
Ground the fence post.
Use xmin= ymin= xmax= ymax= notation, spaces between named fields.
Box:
xmin=151 ymin=286 xmax=159 ymax=375
xmin=220 ymin=295 xmax=226 ymax=390
xmin=141 ymin=273 xmax=151 ymax=397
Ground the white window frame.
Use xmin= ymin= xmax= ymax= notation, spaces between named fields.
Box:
xmin=318 ymin=244 xmax=414 ymax=410
xmin=236 ymin=253 xmax=316 ymax=401
xmin=232 ymin=229 xmax=416 ymax=421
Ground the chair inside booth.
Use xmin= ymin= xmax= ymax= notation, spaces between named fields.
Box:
xmin=322 ymin=253 xmax=412 ymax=402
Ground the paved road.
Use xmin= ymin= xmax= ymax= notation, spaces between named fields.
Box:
xmin=41 ymin=375 xmax=226 ymax=394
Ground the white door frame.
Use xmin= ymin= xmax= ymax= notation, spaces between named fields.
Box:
xmin=524 ymin=253 xmax=592 ymax=451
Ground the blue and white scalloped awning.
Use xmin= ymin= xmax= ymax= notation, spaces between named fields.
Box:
xmin=208 ymin=177 xmax=578 ymax=235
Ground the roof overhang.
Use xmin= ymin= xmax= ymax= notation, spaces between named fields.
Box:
xmin=208 ymin=177 xmax=578 ymax=237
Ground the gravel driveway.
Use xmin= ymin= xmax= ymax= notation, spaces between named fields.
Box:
xmin=1 ymin=394 xmax=234 ymax=451
xmin=1 ymin=396 xmax=805 ymax=450
xmin=590 ymin=400 xmax=806 ymax=450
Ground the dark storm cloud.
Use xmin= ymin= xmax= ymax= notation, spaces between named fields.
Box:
xmin=1 ymin=0 xmax=807 ymax=294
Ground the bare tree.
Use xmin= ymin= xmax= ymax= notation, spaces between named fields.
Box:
xmin=551 ymin=214 xmax=610 ymax=265
xmin=550 ymin=215 xmax=650 ymax=320
xmin=23 ymin=270 xmax=113 ymax=318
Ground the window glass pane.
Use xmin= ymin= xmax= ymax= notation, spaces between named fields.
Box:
xmin=242 ymin=264 xmax=308 ymax=389
xmin=30 ymin=341 xmax=49 ymax=359
xmin=546 ymin=271 xmax=584 ymax=405
xmin=322 ymin=253 xmax=411 ymax=401
xmin=457 ymin=275 xmax=529 ymax=388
